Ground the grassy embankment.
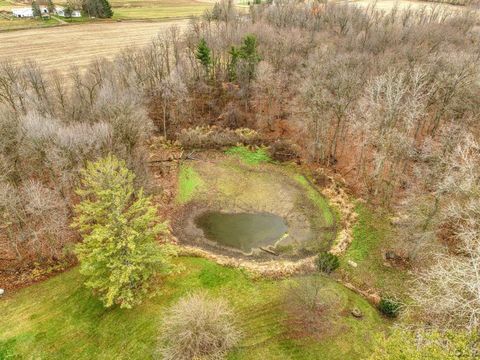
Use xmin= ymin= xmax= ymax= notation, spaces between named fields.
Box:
xmin=0 ymin=16 xmax=59 ymax=31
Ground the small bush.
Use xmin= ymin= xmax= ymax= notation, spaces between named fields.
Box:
xmin=378 ymin=298 xmax=401 ymax=318
xmin=159 ymin=292 xmax=241 ymax=360
xmin=268 ymin=139 xmax=301 ymax=162
xmin=315 ymin=252 xmax=340 ymax=274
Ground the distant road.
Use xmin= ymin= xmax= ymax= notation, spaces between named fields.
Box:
xmin=0 ymin=20 xmax=188 ymax=75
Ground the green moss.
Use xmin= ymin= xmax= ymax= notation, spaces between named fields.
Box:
xmin=176 ymin=164 xmax=204 ymax=203
xmin=225 ymin=146 xmax=271 ymax=165
xmin=0 ymin=257 xmax=388 ymax=360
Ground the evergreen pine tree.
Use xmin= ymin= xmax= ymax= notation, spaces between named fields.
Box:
xmin=239 ymin=34 xmax=261 ymax=81
xmin=228 ymin=46 xmax=240 ymax=82
xmin=196 ymin=38 xmax=212 ymax=78
xmin=73 ymin=155 xmax=174 ymax=309
xmin=211 ymin=2 xmax=221 ymax=20
xmin=100 ymin=0 xmax=113 ymax=18
xmin=82 ymin=0 xmax=112 ymax=18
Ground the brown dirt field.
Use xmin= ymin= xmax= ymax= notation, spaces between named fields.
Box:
xmin=350 ymin=0 xmax=476 ymax=11
xmin=0 ymin=20 xmax=188 ymax=74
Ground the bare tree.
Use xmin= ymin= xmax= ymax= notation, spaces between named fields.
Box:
xmin=412 ymin=134 xmax=480 ymax=330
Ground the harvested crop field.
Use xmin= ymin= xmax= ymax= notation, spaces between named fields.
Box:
xmin=0 ymin=20 xmax=187 ymax=74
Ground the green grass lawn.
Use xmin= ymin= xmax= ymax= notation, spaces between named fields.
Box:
xmin=111 ymin=0 xmax=212 ymax=20
xmin=341 ymin=203 xmax=410 ymax=298
xmin=0 ymin=17 xmax=59 ymax=31
xmin=176 ymin=164 xmax=204 ymax=203
xmin=0 ymin=0 xmax=15 ymax=11
xmin=0 ymin=257 xmax=389 ymax=359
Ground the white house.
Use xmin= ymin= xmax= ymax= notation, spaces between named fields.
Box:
xmin=55 ymin=6 xmax=82 ymax=17
xmin=12 ymin=5 xmax=81 ymax=18
xmin=12 ymin=7 xmax=34 ymax=18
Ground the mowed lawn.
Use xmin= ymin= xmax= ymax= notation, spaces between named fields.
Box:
xmin=0 ymin=17 xmax=59 ymax=31
xmin=0 ymin=257 xmax=388 ymax=359
xmin=0 ymin=0 xmax=14 ymax=11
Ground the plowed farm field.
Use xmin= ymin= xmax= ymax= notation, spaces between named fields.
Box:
xmin=0 ymin=20 xmax=188 ymax=74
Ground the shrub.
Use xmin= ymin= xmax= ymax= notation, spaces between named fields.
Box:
xmin=177 ymin=126 xmax=259 ymax=149
xmin=378 ymin=298 xmax=401 ymax=318
xmin=315 ymin=252 xmax=340 ymax=274
xmin=268 ymin=139 xmax=301 ymax=162
xmin=159 ymin=292 xmax=241 ymax=360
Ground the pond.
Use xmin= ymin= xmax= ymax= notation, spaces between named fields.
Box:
xmin=194 ymin=212 xmax=289 ymax=252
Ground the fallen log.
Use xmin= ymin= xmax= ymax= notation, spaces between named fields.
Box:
xmin=259 ymin=247 xmax=279 ymax=256
xmin=149 ymin=151 xmax=197 ymax=164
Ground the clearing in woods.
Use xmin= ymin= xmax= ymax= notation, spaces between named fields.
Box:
xmin=0 ymin=257 xmax=388 ymax=359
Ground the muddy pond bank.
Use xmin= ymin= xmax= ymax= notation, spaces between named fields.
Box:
xmin=172 ymin=154 xmax=337 ymax=260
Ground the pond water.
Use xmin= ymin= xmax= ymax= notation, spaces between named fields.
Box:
xmin=194 ymin=212 xmax=289 ymax=252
